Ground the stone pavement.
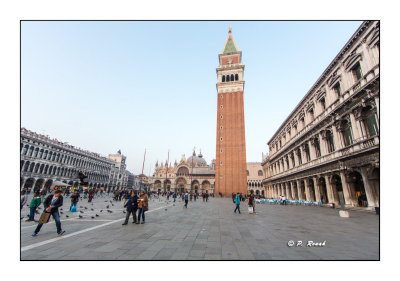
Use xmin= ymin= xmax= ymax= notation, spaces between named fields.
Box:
xmin=20 ymin=195 xmax=379 ymax=260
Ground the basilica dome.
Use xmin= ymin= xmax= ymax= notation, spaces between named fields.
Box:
xmin=187 ymin=151 xmax=207 ymax=166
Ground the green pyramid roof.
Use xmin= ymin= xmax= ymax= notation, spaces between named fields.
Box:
xmin=223 ymin=37 xmax=238 ymax=54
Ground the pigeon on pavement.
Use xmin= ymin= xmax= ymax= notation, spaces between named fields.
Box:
xmin=80 ymin=210 xmax=84 ymax=213
xmin=96 ymin=214 xmax=99 ymax=217
xmin=79 ymin=215 xmax=83 ymax=218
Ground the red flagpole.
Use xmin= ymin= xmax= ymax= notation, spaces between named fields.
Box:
xmin=141 ymin=149 xmax=146 ymax=190
xmin=190 ymin=148 xmax=194 ymax=193
xmin=165 ymin=150 xmax=169 ymax=190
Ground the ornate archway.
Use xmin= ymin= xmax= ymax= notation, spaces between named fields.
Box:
xmin=176 ymin=177 xmax=186 ymax=193
xmin=201 ymin=180 xmax=211 ymax=194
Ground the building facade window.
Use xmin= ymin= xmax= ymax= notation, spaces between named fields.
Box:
xmin=333 ymin=82 xmax=341 ymax=97
xmin=351 ymin=62 xmax=363 ymax=81
xmin=342 ymin=120 xmax=353 ymax=147
xmin=364 ymin=109 xmax=379 ymax=137
xmin=326 ymin=130 xmax=335 ymax=153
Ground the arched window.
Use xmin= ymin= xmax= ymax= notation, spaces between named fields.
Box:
xmin=24 ymin=161 xmax=30 ymax=172
xmin=33 ymin=147 xmax=39 ymax=158
xmin=247 ymin=170 xmax=249 ymax=176
xmin=22 ymin=145 xmax=29 ymax=155
xmin=39 ymin=149 xmax=44 ymax=159
xmin=258 ymin=170 xmax=263 ymax=176
xmin=235 ymin=74 xmax=238 ymax=81
xmin=231 ymin=74 xmax=234 ymax=81
xmin=29 ymin=162 xmax=35 ymax=173
xmin=28 ymin=146 xmax=34 ymax=156
xmin=222 ymin=75 xmax=225 ymax=82
xmin=43 ymin=150 xmax=48 ymax=159
xmin=226 ymin=75 xmax=230 ymax=82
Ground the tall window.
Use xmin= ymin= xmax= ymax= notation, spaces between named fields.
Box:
xmin=222 ymin=75 xmax=225 ymax=82
xmin=258 ymin=170 xmax=263 ymax=176
xmin=309 ymin=109 xmax=314 ymax=121
xmin=333 ymin=83 xmax=341 ymax=97
xmin=314 ymin=138 xmax=321 ymax=157
xmin=326 ymin=131 xmax=335 ymax=153
xmin=226 ymin=75 xmax=230 ymax=82
xmin=320 ymin=97 xmax=326 ymax=110
xmin=235 ymin=74 xmax=239 ymax=81
xmin=351 ymin=62 xmax=363 ymax=81
xmin=304 ymin=144 xmax=311 ymax=162
xmin=342 ymin=120 xmax=353 ymax=146
xmin=365 ymin=111 xmax=379 ymax=137
xmin=297 ymin=149 xmax=302 ymax=165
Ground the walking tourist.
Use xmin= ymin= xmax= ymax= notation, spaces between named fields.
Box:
xmin=137 ymin=191 xmax=148 ymax=224
xmin=184 ymin=192 xmax=189 ymax=208
xmin=173 ymin=192 xmax=177 ymax=202
xmin=88 ymin=188 xmax=94 ymax=203
xmin=32 ymin=189 xmax=65 ymax=237
xmin=234 ymin=193 xmax=241 ymax=214
xmin=248 ymin=193 xmax=255 ymax=214
xmin=27 ymin=192 xmax=42 ymax=221
xmin=122 ymin=191 xmax=138 ymax=225
xmin=70 ymin=190 xmax=79 ymax=211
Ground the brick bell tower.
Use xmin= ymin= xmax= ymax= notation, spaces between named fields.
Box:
xmin=215 ymin=27 xmax=247 ymax=196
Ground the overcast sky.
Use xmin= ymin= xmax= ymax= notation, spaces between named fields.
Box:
xmin=21 ymin=21 xmax=362 ymax=174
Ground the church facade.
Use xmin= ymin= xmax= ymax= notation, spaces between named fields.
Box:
xmin=149 ymin=150 xmax=216 ymax=194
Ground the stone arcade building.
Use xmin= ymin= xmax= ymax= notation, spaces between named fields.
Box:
xmin=262 ymin=21 xmax=379 ymax=209
xmin=21 ymin=128 xmax=116 ymax=192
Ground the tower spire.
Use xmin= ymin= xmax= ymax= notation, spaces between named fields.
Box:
xmin=222 ymin=27 xmax=239 ymax=54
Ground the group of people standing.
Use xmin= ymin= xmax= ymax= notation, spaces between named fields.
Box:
xmin=232 ymin=192 xmax=256 ymax=214
xmin=122 ymin=191 xmax=148 ymax=225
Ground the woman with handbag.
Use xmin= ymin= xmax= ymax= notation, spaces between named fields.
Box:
xmin=137 ymin=191 xmax=148 ymax=224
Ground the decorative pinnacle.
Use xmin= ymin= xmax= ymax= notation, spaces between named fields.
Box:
xmin=229 ymin=26 xmax=232 ymax=33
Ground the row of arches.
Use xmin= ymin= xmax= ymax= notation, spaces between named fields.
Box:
xmin=21 ymin=143 xmax=111 ymax=173
xmin=221 ymin=73 xmax=239 ymax=82
xmin=248 ymin=181 xmax=262 ymax=188
xmin=21 ymin=177 xmax=128 ymax=192
xmin=153 ymin=178 xmax=213 ymax=194
xmin=265 ymin=167 xmax=379 ymax=207
xmin=21 ymin=160 xmax=109 ymax=183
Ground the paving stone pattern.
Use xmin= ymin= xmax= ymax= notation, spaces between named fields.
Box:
xmin=20 ymin=195 xmax=379 ymax=260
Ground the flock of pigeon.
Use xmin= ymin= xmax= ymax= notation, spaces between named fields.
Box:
xmin=23 ymin=196 xmax=176 ymax=222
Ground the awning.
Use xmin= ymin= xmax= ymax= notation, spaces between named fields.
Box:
xmin=51 ymin=181 xmax=71 ymax=188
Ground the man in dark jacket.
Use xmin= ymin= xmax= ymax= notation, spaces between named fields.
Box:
xmin=122 ymin=191 xmax=138 ymax=225
xmin=32 ymin=189 xmax=65 ymax=236
xmin=70 ymin=190 xmax=79 ymax=210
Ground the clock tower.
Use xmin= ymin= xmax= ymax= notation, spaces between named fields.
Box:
xmin=215 ymin=27 xmax=247 ymax=196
